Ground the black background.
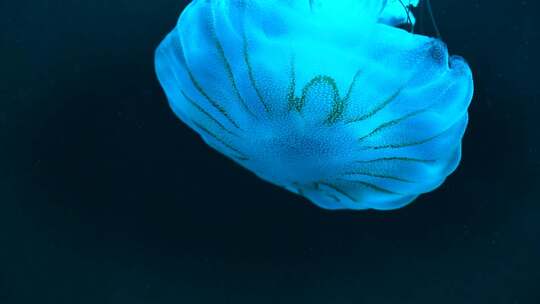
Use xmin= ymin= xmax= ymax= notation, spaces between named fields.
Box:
xmin=1 ymin=1 xmax=539 ymax=303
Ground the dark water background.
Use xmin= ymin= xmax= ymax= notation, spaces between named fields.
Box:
xmin=1 ymin=1 xmax=539 ymax=303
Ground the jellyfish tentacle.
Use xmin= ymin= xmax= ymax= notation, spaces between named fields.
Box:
xmin=286 ymin=56 xmax=298 ymax=112
xmin=345 ymin=87 xmax=403 ymax=124
xmin=242 ymin=32 xmax=271 ymax=114
xmin=340 ymin=70 xmax=362 ymax=106
xmin=325 ymin=193 xmax=341 ymax=203
xmin=323 ymin=70 xmax=362 ymax=126
xmin=210 ymin=35 xmax=257 ymax=120
xmin=397 ymin=0 xmax=414 ymax=33
xmin=298 ymin=75 xmax=340 ymax=112
xmin=191 ymin=120 xmax=250 ymax=161
xmin=358 ymin=109 xmax=427 ymax=142
xmin=426 ymin=0 xmax=442 ymax=39
xmin=343 ymin=39 xmax=456 ymax=126
xmin=341 ymin=171 xmax=414 ymax=183
xmin=184 ymin=64 xmax=242 ymax=130
xmin=354 ymin=157 xmax=436 ymax=164
xmin=290 ymin=73 xmax=359 ymax=124
xmin=209 ymin=7 xmax=258 ymax=120
xmin=324 ymin=74 xmax=351 ymax=125
xmin=317 ymin=182 xmax=358 ymax=202
xmin=156 ymin=33 xmax=242 ymax=131
xmin=335 ymin=178 xmax=401 ymax=195
xmin=181 ymin=90 xmax=239 ymax=137
xmin=360 ymin=109 xmax=468 ymax=152
xmin=362 ymin=128 xmax=444 ymax=150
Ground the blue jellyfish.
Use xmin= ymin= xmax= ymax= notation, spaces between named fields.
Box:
xmin=155 ymin=0 xmax=474 ymax=210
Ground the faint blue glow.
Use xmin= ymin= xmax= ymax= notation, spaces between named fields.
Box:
xmin=155 ymin=0 xmax=474 ymax=210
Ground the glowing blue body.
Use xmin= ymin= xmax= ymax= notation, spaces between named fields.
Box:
xmin=155 ymin=0 xmax=474 ymax=210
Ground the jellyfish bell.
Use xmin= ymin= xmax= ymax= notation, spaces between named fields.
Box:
xmin=155 ymin=0 xmax=474 ymax=211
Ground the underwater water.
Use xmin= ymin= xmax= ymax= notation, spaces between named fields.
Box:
xmin=1 ymin=0 xmax=539 ymax=303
